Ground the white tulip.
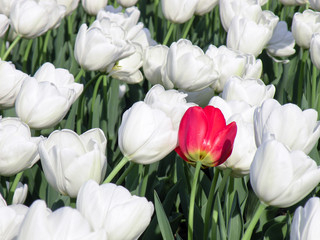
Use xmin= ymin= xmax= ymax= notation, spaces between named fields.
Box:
xmin=267 ymin=21 xmax=296 ymax=57
xmin=292 ymin=10 xmax=320 ymax=49
xmin=33 ymin=62 xmax=83 ymax=99
xmin=39 ymin=128 xmax=107 ymax=198
xmin=81 ymin=0 xmax=108 ymax=15
xmin=221 ymin=77 xmax=275 ymax=107
xmin=206 ymin=45 xmax=262 ymax=92
xmin=291 ymin=197 xmax=320 ymax=240
xmin=17 ymin=200 xmax=106 ymax=240
xmin=10 ymin=0 xmax=66 ymax=38
xmin=15 ymin=64 xmax=83 ymax=129
xmin=161 ymin=0 xmax=198 ymax=24
xmin=118 ymin=101 xmax=177 ymax=164
xmin=144 ymin=84 xmax=195 ymax=130
xmin=57 ymin=0 xmax=79 ymax=16
xmin=310 ymin=33 xmax=320 ymax=69
xmin=161 ymin=39 xmax=219 ymax=91
xmin=116 ymin=0 xmax=138 ymax=7
xmin=74 ymin=20 xmax=135 ymax=72
xmin=209 ymin=96 xmax=256 ymax=176
xmin=77 ymin=180 xmax=154 ymax=240
xmin=12 ymin=183 xmax=28 ymax=205
xmin=0 ymin=14 xmax=9 ymax=37
xmin=195 ymin=0 xmax=218 ymax=16
xmin=0 ymin=0 xmax=12 ymax=16
xmin=143 ymin=45 xmax=169 ymax=85
xmin=310 ymin=0 xmax=320 ymax=11
xmin=254 ymin=99 xmax=320 ymax=154
xmin=219 ymin=0 xmax=262 ymax=31
xmin=0 ymin=202 xmax=28 ymax=240
xmin=110 ymin=43 xmax=143 ymax=84
xmin=279 ymin=0 xmax=308 ymax=5
xmin=242 ymin=54 xmax=263 ymax=79
xmin=0 ymin=60 xmax=28 ymax=109
xmin=227 ymin=11 xmax=279 ymax=57
xmin=0 ymin=118 xmax=41 ymax=176
xmin=250 ymin=139 xmax=320 ymax=208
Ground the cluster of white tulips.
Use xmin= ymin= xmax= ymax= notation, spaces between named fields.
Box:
xmin=1 ymin=0 xmax=320 ymax=239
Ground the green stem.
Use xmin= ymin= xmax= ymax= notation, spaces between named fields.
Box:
xmin=103 ymin=156 xmax=130 ymax=184
xmin=7 ymin=171 xmax=23 ymax=205
xmin=74 ymin=68 xmax=85 ymax=83
xmin=76 ymin=72 xmax=103 ymax=134
xmin=182 ymin=16 xmax=195 ymax=39
xmin=115 ymin=162 xmax=135 ymax=185
xmin=91 ymin=75 xmax=103 ymax=114
xmin=39 ymin=30 xmax=51 ymax=63
xmin=22 ymin=39 xmax=34 ymax=72
xmin=312 ymin=65 xmax=318 ymax=109
xmin=2 ymin=35 xmax=22 ymax=61
xmin=242 ymin=202 xmax=267 ymax=240
xmin=153 ymin=0 xmax=159 ymax=39
xmin=163 ymin=23 xmax=175 ymax=45
xmin=203 ymin=168 xmax=220 ymax=240
xmin=140 ymin=165 xmax=150 ymax=197
xmin=297 ymin=49 xmax=308 ymax=106
xmin=188 ymin=161 xmax=202 ymax=240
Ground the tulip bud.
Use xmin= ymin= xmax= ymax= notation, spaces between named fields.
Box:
xmin=12 ymin=183 xmax=28 ymax=205
xmin=250 ymin=139 xmax=320 ymax=208
xmin=254 ymin=99 xmax=320 ymax=154
xmin=39 ymin=128 xmax=107 ymax=198
xmin=161 ymin=0 xmax=198 ymax=24
xmin=161 ymin=39 xmax=219 ymax=91
xmin=81 ymin=0 xmax=108 ymax=15
xmin=0 ymin=60 xmax=28 ymax=109
xmin=292 ymin=10 xmax=320 ymax=49
xmin=175 ymin=106 xmax=237 ymax=168
xmin=0 ymin=117 xmax=42 ymax=176
xmin=291 ymin=197 xmax=320 ymax=240
xmin=77 ymin=180 xmax=154 ymax=239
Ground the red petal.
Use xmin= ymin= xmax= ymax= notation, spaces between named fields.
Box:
xmin=175 ymin=146 xmax=189 ymax=162
xmin=203 ymin=106 xmax=226 ymax=147
xmin=178 ymin=106 xmax=207 ymax=157
xmin=208 ymin=121 xmax=237 ymax=166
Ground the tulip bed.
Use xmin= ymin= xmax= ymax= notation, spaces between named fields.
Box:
xmin=1 ymin=0 xmax=320 ymax=239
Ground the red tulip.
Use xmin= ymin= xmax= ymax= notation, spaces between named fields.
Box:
xmin=175 ymin=106 xmax=237 ymax=167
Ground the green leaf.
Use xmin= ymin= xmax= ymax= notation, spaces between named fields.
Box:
xmin=154 ymin=191 xmax=175 ymax=240
xmin=227 ymin=192 xmax=243 ymax=240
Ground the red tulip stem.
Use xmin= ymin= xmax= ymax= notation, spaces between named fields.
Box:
xmin=188 ymin=161 xmax=202 ymax=240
